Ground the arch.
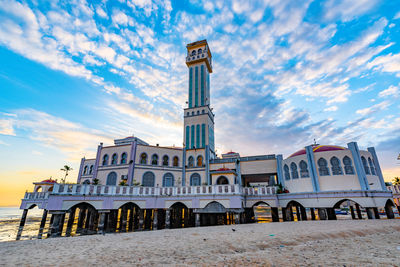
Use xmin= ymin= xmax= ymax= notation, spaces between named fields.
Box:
xmin=151 ymin=154 xmax=159 ymax=165
xmin=197 ymin=155 xmax=203 ymax=167
xmin=299 ymin=160 xmax=309 ymax=178
xmin=140 ymin=153 xmax=147 ymax=164
xmin=35 ymin=186 xmax=42 ymax=193
xmin=252 ymin=201 xmax=270 ymax=208
xmin=27 ymin=204 xmax=38 ymax=209
xmin=48 ymin=186 xmax=53 ymax=192
xmin=318 ymin=157 xmax=330 ymax=176
xmin=102 ymin=154 xmax=109 ymax=165
xmin=343 ymin=156 xmax=354 ymax=174
xmin=162 ymin=172 xmax=174 ymax=187
xmin=190 ymin=173 xmax=201 ymax=186
xmin=284 ymin=164 xmax=290 ymax=180
xmin=66 ymin=202 xmax=97 ymax=213
xmin=106 ymin=172 xmax=117 ymax=185
xmin=121 ymin=152 xmax=127 ymax=164
xmin=286 ymin=200 xmax=305 ymax=209
xmin=216 ymin=176 xmax=229 ymax=184
xmin=191 ymin=50 xmax=196 ymax=56
xmin=83 ymin=179 xmax=91 ymax=184
xmin=330 ymin=156 xmax=343 ymax=175
xmin=117 ymin=201 xmax=141 ymax=210
xmin=173 ymin=156 xmax=179 ymax=167
xmin=361 ymin=156 xmax=370 ymax=174
xmin=333 ymin=198 xmax=363 ymax=209
xmin=170 ymin=202 xmax=190 ymax=228
xmin=198 ymin=48 xmax=202 ymax=54
xmin=162 ymin=155 xmax=169 ymax=166
xmin=111 ymin=153 xmax=118 ymax=165
xmin=290 ymin=162 xmax=299 ymax=179
xmin=188 ymin=156 xmax=194 ymax=167
xmin=203 ymin=201 xmax=226 ymax=213
xmin=170 ymin=201 xmax=189 ymax=209
xmin=368 ymin=157 xmax=376 ymax=175
xmin=142 ymin=171 xmax=155 ymax=187
xmin=89 ymin=165 xmax=93 ymax=174
xmin=83 ymin=166 xmax=88 ymax=175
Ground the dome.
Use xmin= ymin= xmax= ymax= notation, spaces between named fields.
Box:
xmin=216 ymin=167 xmax=231 ymax=171
xmin=288 ymin=145 xmax=346 ymax=158
xmin=40 ymin=179 xmax=56 ymax=183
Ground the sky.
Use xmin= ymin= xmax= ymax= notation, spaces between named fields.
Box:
xmin=0 ymin=0 xmax=400 ymax=206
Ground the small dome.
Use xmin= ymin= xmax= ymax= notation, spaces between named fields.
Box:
xmin=40 ymin=179 xmax=56 ymax=183
xmin=216 ymin=167 xmax=231 ymax=171
xmin=288 ymin=145 xmax=346 ymax=158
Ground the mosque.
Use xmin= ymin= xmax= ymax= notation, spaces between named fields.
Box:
xmin=17 ymin=40 xmax=400 ymax=240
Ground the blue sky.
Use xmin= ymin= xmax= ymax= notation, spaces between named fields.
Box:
xmin=0 ymin=0 xmax=400 ymax=204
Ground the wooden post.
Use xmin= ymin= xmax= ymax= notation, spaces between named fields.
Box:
xmin=373 ymin=207 xmax=380 ymax=219
xmin=300 ymin=206 xmax=307 ymax=221
xmin=350 ymin=206 xmax=356 ymax=219
xmin=310 ymin=208 xmax=316 ymax=220
xmin=16 ymin=209 xmax=28 ymax=240
xmin=153 ymin=209 xmax=158 ymax=230
xmin=318 ymin=208 xmax=327 ymax=220
xmin=385 ymin=205 xmax=395 ymax=219
xmin=65 ymin=208 xmax=76 ymax=237
xmin=37 ymin=209 xmax=48 ymax=239
xmin=366 ymin=208 xmax=375 ymax=219
xmin=271 ymin=207 xmax=279 ymax=222
xmin=355 ymin=204 xmax=362 ymax=219
xmin=165 ymin=209 xmax=171 ymax=229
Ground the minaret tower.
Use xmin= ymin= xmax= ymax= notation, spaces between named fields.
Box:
xmin=183 ymin=40 xmax=215 ymax=186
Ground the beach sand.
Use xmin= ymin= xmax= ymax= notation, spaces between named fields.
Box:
xmin=1 ymin=220 xmax=399 ymax=266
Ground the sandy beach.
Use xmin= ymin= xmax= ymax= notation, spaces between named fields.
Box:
xmin=0 ymin=220 xmax=399 ymax=266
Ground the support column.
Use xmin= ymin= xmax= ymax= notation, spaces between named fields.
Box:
xmin=366 ymin=208 xmax=375 ymax=219
xmin=195 ymin=213 xmax=201 ymax=227
xmin=120 ymin=207 xmax=128 ymax=232
xmin=350 ymin=206 xmax=356 ymax=219
xmin=234 ymin=213 xmax=240 ymax=224
xmin=300 ymin=206 xmax=308 ymax=221
xmin=385 ymin=205 xmax=395 ymax=219
xmin=50 ymin=212 xmax=65 ymax=237
xmin=288 ymin=206 xmax=294 ymax=221
xmin=355 ymin=204 xmax=362 ymax=219
xmin=138 ymin=209 xmax=144 ymax=231
xmin=153 ymin=209 xmax=158 ymax=230
xmin=310 ymin=208 xmax=316 ymax=220
xmin=47 ymin=214 xmax=54 ymax=238
xmin=58 ymin=212 xmax=66 ymax=236
xmin=37 ymin=209 xmax=48 ymax=239
xmin=295 ymin=206 xmax=301 ymax=221
xmin=16 ymin=209 xmax=28 ymax=240
xmin=318 ymin=208 xmax=327 ymax=220
xmin=65 ymin=208 xmax=76 ymax=237
xmin=83 ymin=209 xmax=91 ymax=234
xmin=373 ymin=207 xmax=380 ymax=219
xmin=326 ymin=208 xmax=337 ymax=220
xmin=165 ymin=209 xmax=171 ymax=229
xmin=128 ymin=207 xmax=134 ymax=231
xmin=76 ymin=207 xmax=87 ymax=234
xmin=271 ymin=207 xmax=279 ymax=222
xmin=97 ymin=212 xmax=107 ymax=235
xmin=281 ymin=207 xmax=288 ymax=222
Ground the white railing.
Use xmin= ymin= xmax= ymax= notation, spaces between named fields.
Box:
xmin=23 ymin=184 xmax=277 ymax=200
xmin=387 ymin=185 xmax=400 ymax=194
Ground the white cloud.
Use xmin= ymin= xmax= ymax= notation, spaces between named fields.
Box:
xmin=0 ymin=119 xmax=16 ymax=135
xmin=324 ymin=106 xmax=338 ymax=112
xmin=356 ymin=101 xmax=390 ymax=116
xmin=378 ymin=85 xmax=399 ymax=98
xmin=112 ymin=10 xmax=129 ymax=26
xmin=394 ymin=11 xmax=400 ymax=20
xmin=323 ymin=0 xmax=378 ymax=22
xmin=368 ymin=53 xmax=400 ymax=76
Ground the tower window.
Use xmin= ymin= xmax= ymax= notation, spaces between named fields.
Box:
xmin=202 ymin=110 xmax=205 ymax=114
xmin=140 ymin=153 xmax=148 ymax=164
xmin=290 ymin=162 xmax=299 ymax=179
xmin=187 ymin=112 xmax=189 ymax=116
xmin=192 ymin=111 xmax=194 ymax=115
xmin=299 ymin=160 xmax=309 ymax=178
xmin=120 ymin=152 xmax=127 ymax=164
xmin=318 ymin=158 xmax=330 ymax=176
xmin=162 ymin=155 xmax=169 ymax=166
xmin=284 ymin=164 xmax=290 ymax=180
xmin=197 ymin=110 xmax=200 ymax=115
xmin=188 ymin=156 xmax=194 ymax=167
xmin=198 ymin=48 xmax=202 ymax=54
xmin=191 ymin=50 xmax=196 ymax=56
xmin=111 ymin=153 xmax=118 ymax=165
xmin=197 ymin=155 xmax=203 ymax=167
xmin=102 ymin=154 xmax=109 ymax=166
xmin=343 ymin=156 xmax=354 ymax=175
xmin=330 ymin=156 xmax=343 ymax=175
xmin=151 ymin=154 xmax=159 ymax=165
xmin=173 ymin=156 xmax=179 ymax=167
xmin=361 ymin=156 xmax=370 ymax=175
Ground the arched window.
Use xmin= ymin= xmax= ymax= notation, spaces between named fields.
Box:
xmin=290 ymin=162 xmax=299 ymax=179
xmin=216 ymin=176 xmax=229 ymax=184
xmin=162 ymin=155 xmax=169 ymax=166
xmin=83 ymin=179 xmax=91 ymax=184
xmin=198 ymin=48 xmax=202 ymax=54
xmin=190 ymin=173 xmax=201 ymax=186
xmin=197 ymin=155 xmax=203 ymax=167
xmin=188 ymin=156 xmax=194 ymax=167
xmin=361 ymin=156 xmax=370 ymax=174
xmin=284 ymin=164 xmax=290 ymax=180
xmin=106 ymin=172 xmax=117 ymax=185
xmin=343 ymin=156 xmax=355 ymax=174
xmin=173 ymin=156 xmax=179 ymax=167
xmin=368 ymin=157 xmax=376 ymax=175
xmin=83 ymin=166 xmax=88 ymax=175
xmin=299 ymin=160 xmax=309 ymax=178
xmin=330 ymin=156 xmax=343 ymax=175
xmin=151 ymin=154 xmax=158 ymax=165
xmin=102 ymin=154 xmax=109 ymax=166
xmin=191 ymin=50 xmax=196 ymax=56
xmin=142 ymin=172 xmax=155 ymax=187
xmin=318 ymin=158 xmax=330 ymax=176
xmin=140 ymin=153 xmax=147 ymax=164
xmin=162 ymin=173 xmax=174 ymax=187
xmin=89 ymin=165 xmax=93 ymax=174
xmin=121 ymin=152 xmax=127 ymax=164
xmin=111 ymin=153 xmax=118 ymax=165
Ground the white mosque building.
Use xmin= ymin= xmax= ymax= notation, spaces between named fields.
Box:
xmin=17 ymin=40 xmax=399 ymax=240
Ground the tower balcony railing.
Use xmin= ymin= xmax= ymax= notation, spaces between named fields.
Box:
xmin=23 ymin=184 xmax=277 ymax=200
xmin=387 ymin=185 xmax=400 ymax=194
xmin=186 ymin=52 xmax=212 ymax=67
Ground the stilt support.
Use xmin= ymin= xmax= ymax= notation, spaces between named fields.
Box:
xmin=37 ymin=209 xmax=48 ymax=239
xmin=271 ymin=207 xmax=279 ymax=222
xmin=16 ymin=209 xmax=28 ymax=240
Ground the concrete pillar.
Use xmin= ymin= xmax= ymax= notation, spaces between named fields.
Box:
xmin=97 ymin=212 xmax=107 ymax=234
xmin=138 ymin=209 xmax=144 ymax=230
xmin=385 ymin=205 xmax=395 ymax=219
xmin=300 ymin=206 xmax=307 ymax=221
xmin=50 ymin=212 xmax=65 ymax=237
xmin=366 ymin=208 xmax=375 ymax=219
xmin=195 ymin=213 xmax=201 ymax=227
xmin=58 ymin=213 xmax=66 ymax=236
xmin=271 ymin=207 xmax=279 ymax=222
xmin=128 ymin=207 xmax=134 ymax=231
xmin=318 ymin=208 xmax=327 ymax=220
xmin=295 ymin=206 xmax=301 ymax=221
xmin=355 ymin=204 xmax=362 ymax=219
xmin=310 ymin=208 xmax=316 ymax=220
xmin=234 ymin=213 xmax=240 ymax=224
xmin=281 ymin=207 xmax=288 ymax=221
xmin=88 ymin=210 xmax=97 ymax=233
xmin=397 ymin=205 xmax=400 ymax=217
xmin=326 ymin=208 xmax=337 ymax=220
xmin=83 ymin=209 xmax=91 ymax=234
xmin=373 ymin=207 xmax=380 ymax=219
xmin=120 ymin=207 xmax=128 ymax=232
xmin=37 ymin=209 xmax=48 ymax=239
xmin=350 ymin=206 xmax=356 ymax=219
xmin=153 ymin=209 xmax=158 ymax=230
xmin=16 ymin=209 xmax=28 ymax=240
xmin=288 ymin=206 xmax=294 ymax=221
xmin=65 ymin=208 xmax=76 ymax=237
xmin=76 ymin=207 xmax=87 ymax=234
xmin=165 ymin=209 xmax=171 ymax=229
xmin=47 ymin=214 xmax=54 ymax=238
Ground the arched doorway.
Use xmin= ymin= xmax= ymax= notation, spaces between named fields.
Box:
xmin=65 ymin=202 xmax=97 ymax=236
xmin=106 ymin=172 xmax=117 ymax=185
xmin=142 ymin=172 xmax=155 ymax=187
xmin=252 ymin=201 xmax=272 ymax=223
xmin=216 ymin=176 xmax=229 ymax=185
xmin=190 ymin=173 xmax=201 ymax=186
xmin=333 ymin=199 xmax=364 ymax=220
xmin=170 ymin=202 xmax=193 ymax=228
xmin=286 ymin=201 xmax=308 ymax=221
xmin=384 ymin=199 xmax=395 ymax=219
xmin=115 ymin=202 xmax=142 ymax=232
